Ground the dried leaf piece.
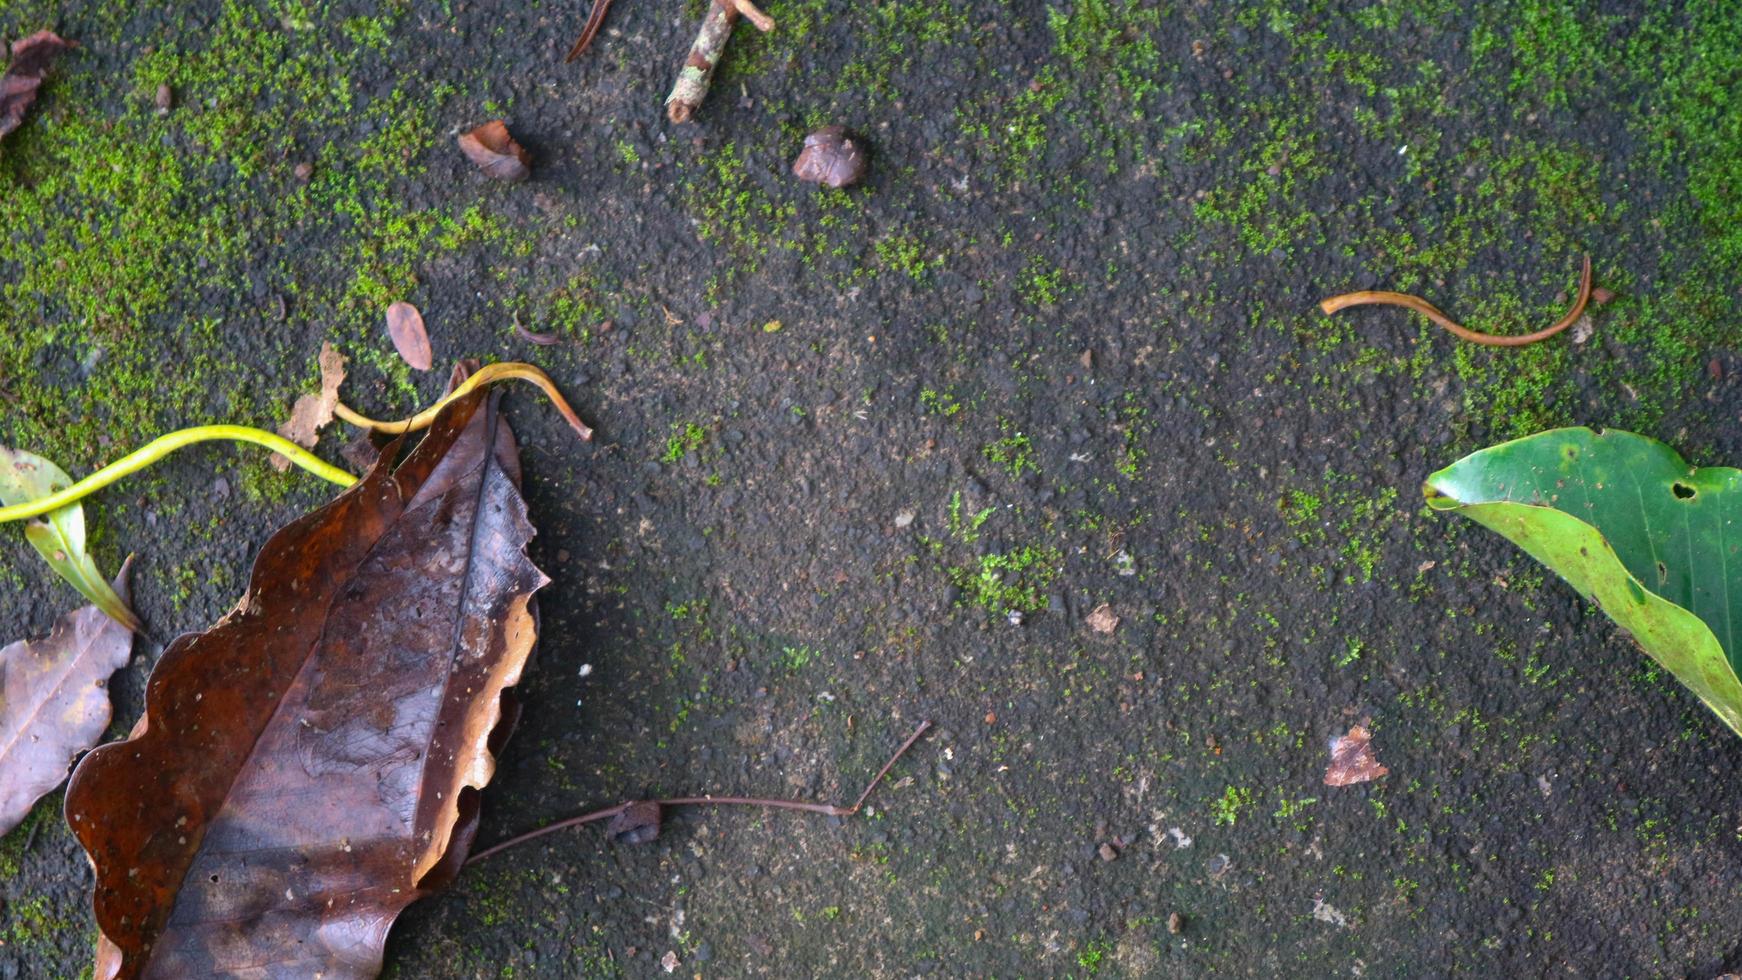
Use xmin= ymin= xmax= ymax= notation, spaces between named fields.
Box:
xmin=0 ymin=447 xmax=138 ymax=632
xmin=606 ymin=801 xmax=662 ymax=845
xmin=513 ymin=320 xmax=561 ymax=346
xmin=457 ymin=120 xmax=531 ymax=182
xmin=0 ymin=31 xmax=72 ymax=145
xmin=792 ymin=126 xmax=868 ymax=188
xmin=385 ymin=300 xmax=433 ymax=370
xmin=0 ymin=561 xmax=134 ymax=835
xmin=1324 ymin=725 xmax=1389 ymax=786
xmin=66 ymin=387 xmax=547 ymax=979
xmin=272 ymin=341 xmax=348 ymax=470
xmin=1084 ymin=603 xmax=1119 ymax=634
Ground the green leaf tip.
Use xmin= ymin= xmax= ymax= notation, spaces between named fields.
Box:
xmin=1429 ymin=427 xmax=1742 ymax=738
xmin=0 ymin=447 xmax=139 ymax=632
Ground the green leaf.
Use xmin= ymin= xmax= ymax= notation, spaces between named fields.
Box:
xmin=0 ymin=447 xmax=139 ymax=632
xmin=1425 ymin=427 xmax=1742 ymax=737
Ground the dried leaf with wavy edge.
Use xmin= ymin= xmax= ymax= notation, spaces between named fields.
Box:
xmin=0 ymin=560 xmax=134 ymax=835
xmin=65 ymin=386 xmax=547 ymax=979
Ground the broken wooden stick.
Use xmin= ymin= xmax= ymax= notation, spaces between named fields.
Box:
xmin=466 ymin=719 xmax=931 ymax=863
xmin=665 ymin=0 xmax=775 ymax=123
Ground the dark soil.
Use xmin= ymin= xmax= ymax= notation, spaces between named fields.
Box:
xmin=3 ymin=1 xmax=1741 ymax=977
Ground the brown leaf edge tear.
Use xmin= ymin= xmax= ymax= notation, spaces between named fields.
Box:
xmin=456 ymin=120 xmax=531 ymax=182
xmin=0 ymin=31 xmax=73 ymax=144
xmin=65 ymin=387 xmax=545 ymax=979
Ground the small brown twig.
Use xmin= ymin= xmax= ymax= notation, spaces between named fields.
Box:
xmin=467 ymin=719 xmax=932 ymax=865
xmin=1319 ymin=255 xmax=1594 ymax=347
xmin=565 ymin=0 xmax=614 ymax=62
xmin=665 ymin=0 xmax=775 ymax=123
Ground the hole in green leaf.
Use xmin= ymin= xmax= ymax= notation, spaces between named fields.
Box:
xmin=1673 ymin=482 xmax=1696 ymax=500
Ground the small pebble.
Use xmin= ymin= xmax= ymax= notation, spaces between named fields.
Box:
xmin=293 ymin=161 xmax=314 ymax=182
xmin=1168 ymin=911 xmax=1184 ymax=934
xmin=154 ymin=83 xmax=173 ymax=113
xmin=1098 ymin=842 xmax=1118 ymax=862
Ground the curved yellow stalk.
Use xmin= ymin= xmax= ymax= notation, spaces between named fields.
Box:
xmin=333 ymin=362 xmax=593 ymax=440
xmin=0 ymin=426 xmax=357 ymax=525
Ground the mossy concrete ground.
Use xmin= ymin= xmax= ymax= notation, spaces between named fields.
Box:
xmin=1 ymin=0 xmax=1740 ymax=976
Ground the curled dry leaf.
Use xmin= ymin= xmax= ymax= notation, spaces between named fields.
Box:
xmin=514 ymin=319 xmax=562 ymax=346
xmin=272 ymin=341 xmax=348 ymax=470
xmin=385 ymin=300 xmax=433 ymax=370
xmin=0 ymin=446 xmax=139 ymax=631
xmin=792 ymin=126 xmax=868 ymax=188
xmin=0 ymin=31 xmax=73 ymax=145
xmin=65 ymin=387 xmax=547 ymax=979
xmin=1084 ymin=603 xmax=1119 ymax=635
xmin=1324 ymin=725 xmax=1389 ymax=786
xmin=457 ymin=120 xmax=531 ymax=182
xmin=606 ymin=801 xmax=662 ymax=845
xmin=0 ymin=560 xmax=134 ymax=836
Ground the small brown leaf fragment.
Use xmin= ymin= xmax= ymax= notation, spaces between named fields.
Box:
xmin=792 ymin=126 xmax=868 ymax=188
xmin=0 ymin=31 xmax=73 ymax=145
xmin=1709 ymin=356 xmax=1723 ymax=382
xmin=514 ymin=319 xmax=562 ymax=346
xmin=153 ymin=83 xmax=172 ymax=113
xmin=272 ymin=341 xmax=348 ymax=470
xmin=1324 ymin=725 xmax=1389 ymax=786
xmin=457 ymin=120 xmax=531 ymax=182
xmin=1085 ymin=603 xmax=1120 ymax=634
xmin=1097 ymin=842 xmax=1118 ymax=862
xmin=606 ymin=801 xmax=662 ymax=845
xmin=0 ymin=560 xmax=134 ymax=836
xmin=1591 ymin=286 xmax=1616 ymax=305
xmin=385 ymin=300 xmax=433 ymax=370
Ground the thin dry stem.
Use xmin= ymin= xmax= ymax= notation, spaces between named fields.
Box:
xmin=334 ymin=361 xmax=592 ymax=441
xmin=1319 ymin=255 xmax=1594 ymax=347
xmin=466 ymin=720 xmax=931 ymax=865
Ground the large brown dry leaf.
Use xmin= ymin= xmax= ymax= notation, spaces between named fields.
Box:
xmin=272 ymin=341 xmax=348 ymax=471
xmin=65 ymin=388 xmax=547 ymax=979
xmin=385 ymin=300 xmax=432 ymax=370
xmin=456 ymin=120 xmax=531 ymax=182
xmin=0 ymin=31 xmax=72 ymax=145
xmin=0 ymin=560 xmax=133 ymax=835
